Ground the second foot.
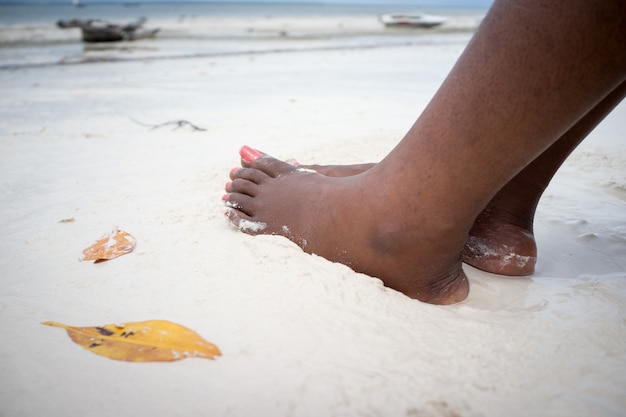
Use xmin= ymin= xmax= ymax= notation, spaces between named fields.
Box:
xmin=462 ymin=215 xmax=537 ymax=276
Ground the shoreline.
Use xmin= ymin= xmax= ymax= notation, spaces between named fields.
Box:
xmin=0 ymin=36 xmax=472 ymax=70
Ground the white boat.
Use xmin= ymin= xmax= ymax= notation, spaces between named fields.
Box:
xmin=379 ymin=13 xmax=448 ymax=28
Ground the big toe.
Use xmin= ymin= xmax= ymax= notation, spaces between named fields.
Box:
xmin=239 ymin=146 xmax=298 ymax=178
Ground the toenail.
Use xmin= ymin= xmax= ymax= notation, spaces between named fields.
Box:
xmin=230 ymin=167 xmax=240 ymax=175
xmin=221 ymin=194 xmax=228 ymax=201
xmin=240 ymin=145 xmax=262 ymax=162
xmin=225 ymin=181 xmax=232 ymax=189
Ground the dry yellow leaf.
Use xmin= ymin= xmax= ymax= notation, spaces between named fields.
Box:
xmin=42 ymin=320 xmax=221 ymax=362
xmin=80 ymin=228 xmax=136 ymax=263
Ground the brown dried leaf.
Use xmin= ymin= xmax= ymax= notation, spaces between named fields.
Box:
xmin=42 ymin=320 xmax=221 ymax=362
xmin=81 ymin=228 xmax=136 ymax=262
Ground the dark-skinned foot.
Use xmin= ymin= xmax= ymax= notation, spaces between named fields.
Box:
xmin=462 ymin=208 xmax=537 ymax=276
xmin=224 ymin=146 xmax=470 ymax=305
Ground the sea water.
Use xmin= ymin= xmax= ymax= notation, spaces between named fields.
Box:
xmin=0 ymin=2 xmax=488 ymax=69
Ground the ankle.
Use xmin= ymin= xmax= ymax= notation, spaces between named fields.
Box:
xmin=412 ymin=269 xmax=470 ymax=305
xmin=366 ymin=219 xmax=470 ymax=304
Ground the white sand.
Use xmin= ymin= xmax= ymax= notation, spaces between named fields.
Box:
xmin=1 ymin=42 xmax=625 ymax=417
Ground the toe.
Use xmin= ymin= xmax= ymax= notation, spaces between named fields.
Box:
xmin=224 ymin=192 xmax=256 ymax=217
xmin=242 ymin=152 xmax=299 ymax=179
xmin=226 ymin=207 xmax=268 ymax=235
xmin=229 ymin=177 xmax=260 ymax=197
xmin=231 ymin=167 xmax=271 ymax=184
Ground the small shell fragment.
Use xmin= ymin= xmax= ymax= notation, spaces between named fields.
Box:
xmin=80 ymin=228 xmax=136 ymax=263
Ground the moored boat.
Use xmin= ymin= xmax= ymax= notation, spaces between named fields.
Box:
xmin=56 ymin=17 xmax=159 ymax=43
xmin=379 ymin=13 xmax=447 ymax=28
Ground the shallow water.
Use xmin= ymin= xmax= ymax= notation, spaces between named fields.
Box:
xmin=0 ymin=3 xmax=486 ymax=68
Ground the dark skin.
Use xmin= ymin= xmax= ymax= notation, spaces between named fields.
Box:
xmin=224 ymin=0 xmax=626 ymax=304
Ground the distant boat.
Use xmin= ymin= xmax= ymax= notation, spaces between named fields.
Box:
xmin=56 ymin=18 xmax=160 ymax=43
xmin=379 ymin=13 xmax=448 ymax=28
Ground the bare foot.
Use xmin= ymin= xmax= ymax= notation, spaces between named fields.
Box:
xmin=224 ymin=147 xmax=470 ymax=305
xmin=463 ymin=208 xmax=537 ymax=276
xmin=294 ymin=161 xmax=538 ymax=276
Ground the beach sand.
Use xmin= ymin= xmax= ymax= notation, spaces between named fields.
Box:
xmin=1 ymin=41 xmax=625 ymax=417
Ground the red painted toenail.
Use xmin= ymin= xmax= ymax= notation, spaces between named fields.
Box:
xmin=240 ymin=145 xmax=262 ymax=162
xmin=230 ymin=167 xmax=240 ymax=175
xmin=225 ymin=181 xmax=232 ymax=189
xmin=221 ymin=194 xmax=228 ymax=201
